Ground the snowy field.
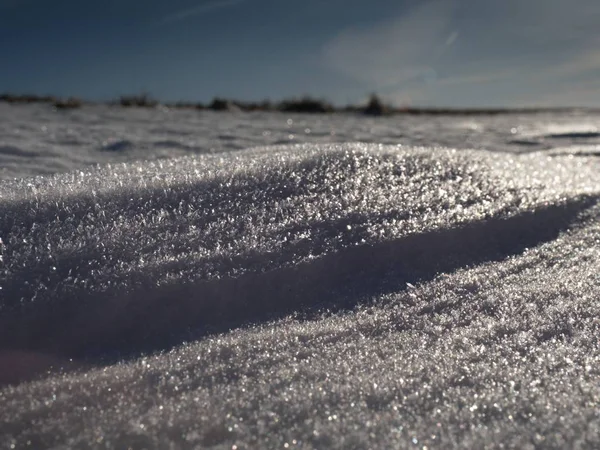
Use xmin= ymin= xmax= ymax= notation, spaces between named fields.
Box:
xmin=1 ymin=104 xmax=600 ymax=448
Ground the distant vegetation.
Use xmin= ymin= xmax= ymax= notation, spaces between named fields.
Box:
xmin=0 ymin=92 xmax=595 ymax=116
xmin=53 ymin=97 xmax=83 ymax=110
xmin=361 ymin=93 xmax=390 ymax=116
xmin=0 ymin=93 xmax=58 ymax=104
xmin=118 ymin=93 xmax=158 ymax=108
xmin=278 ymin=97 xmax=334 ymax=113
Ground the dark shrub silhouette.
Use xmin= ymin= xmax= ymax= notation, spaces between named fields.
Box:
xmin=0 ymin=94 xmax=57 ymax=104
xmin=119 ymin=93 xmax=158 ymax=108
xmin=53 ymin=97 xmax=83 ymax=110
xmin=278 ymin=96 xmax=334 ymax=113
xmin=363 ymin=94 xmax=389 ymax=116
xmin=209 ymin=97 xmax=241 ymax=111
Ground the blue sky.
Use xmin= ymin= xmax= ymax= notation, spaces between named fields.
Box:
xmin=1 ymin=0 xmax=599 ymax=107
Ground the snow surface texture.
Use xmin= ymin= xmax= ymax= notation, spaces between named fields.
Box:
xmin=2 ymin=103 xmax=600 ymax=181
xmin=1 ymin=106 xmax=600 ymax=449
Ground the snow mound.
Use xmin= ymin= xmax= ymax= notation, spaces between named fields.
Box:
xmin=1 ymin=143 xmax=600 ymax=448
xmin=0 ymin=143 xmax=594 ymax=358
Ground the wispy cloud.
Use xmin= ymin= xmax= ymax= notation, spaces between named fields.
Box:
xmin=322 ymin=1 xmax=455 ymax=92
xmin=322 ymin=0 xmax=600 ymax=107
xmin=435 ymin=69 xmax=518 ymax=87
xmin=162 ymin=0 xmax=245 ymax=24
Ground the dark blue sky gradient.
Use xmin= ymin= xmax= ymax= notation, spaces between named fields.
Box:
xmin=1 ymin=0 xmax=599 ymax=107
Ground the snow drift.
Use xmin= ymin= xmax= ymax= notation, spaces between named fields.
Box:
xmin=1 ymin=141 xmax=600 ymax=449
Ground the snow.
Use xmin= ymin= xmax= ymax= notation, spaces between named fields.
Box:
xmin=1 ymin=104 xmax=600 ymax=448
xmin=2 ymin=103 xmax=598 ymax=181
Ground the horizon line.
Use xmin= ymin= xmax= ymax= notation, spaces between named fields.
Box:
xmin=1 ymin=92 xmax=598 ymax=113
